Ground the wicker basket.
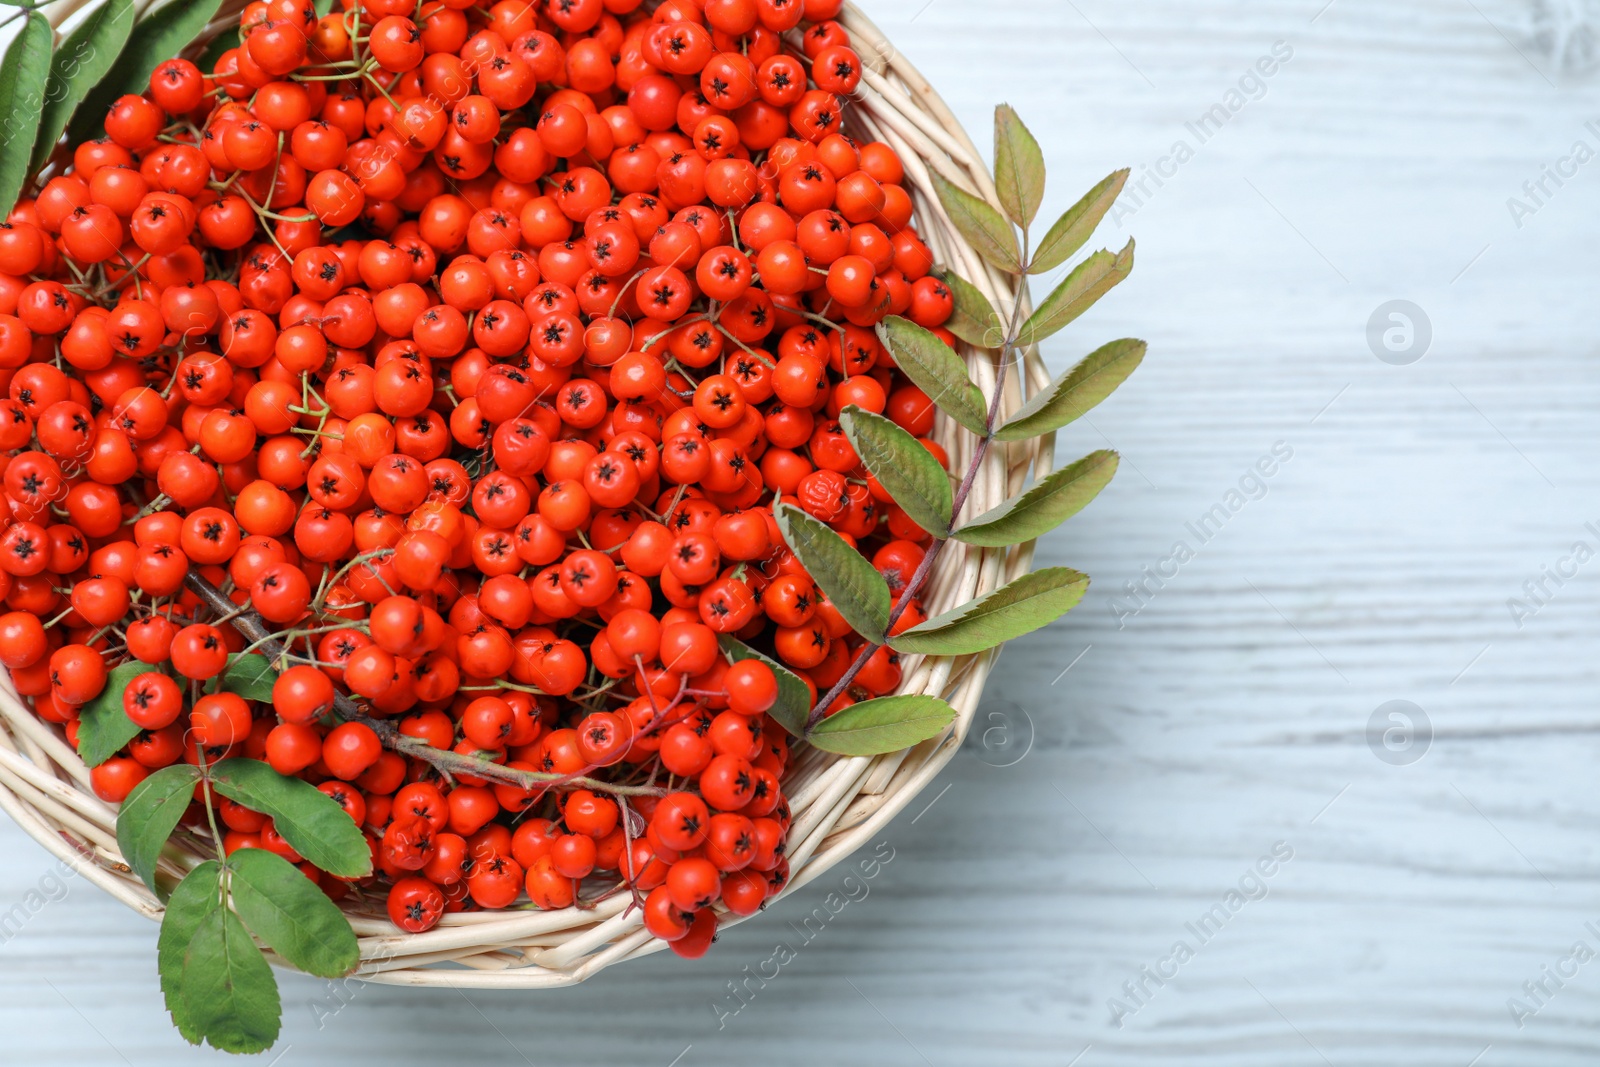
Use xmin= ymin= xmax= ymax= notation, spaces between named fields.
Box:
xmin=0 ymin=0 xmax=1055 ymax=988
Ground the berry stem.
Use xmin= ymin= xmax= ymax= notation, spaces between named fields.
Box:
xmin=311 ymin=547 xmax=394 ymax=610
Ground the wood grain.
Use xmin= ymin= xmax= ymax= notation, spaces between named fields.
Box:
xmin=6 ymin=0 xmax=1600 ymax=1063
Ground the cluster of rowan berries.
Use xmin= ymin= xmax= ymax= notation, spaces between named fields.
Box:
xmin=0 ymin=0 xmax=956 ymax=954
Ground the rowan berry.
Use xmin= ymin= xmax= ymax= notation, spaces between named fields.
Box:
xmin=190 ymin=692 xmax=253 ymax=747
xmin=387 ymin=877 xmax=445 ymax=932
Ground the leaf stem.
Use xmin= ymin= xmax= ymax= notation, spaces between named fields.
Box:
xmin=805 ymin=236 xmax=1034 ymax=731
xmin=193 ymin=745 xmax=229 ymax=868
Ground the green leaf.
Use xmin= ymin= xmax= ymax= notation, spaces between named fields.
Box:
xmin=807 ymin=695 xmax=957 ymax=756
xmin=182 ymin=905 xmax=281 ymax=1054
xmin=993 ymin=105 xmax=1045 ymax=229
xmin=198 ymin=23 xmax=238 ymax=73
xmin=220 ymin=653 xmax=278 ymax=703
xmin=939 ymin=270 xmax=1003 ymax=350
xmin=719 ymin=636 xmax=812 ymax=738
xmin=1019 ymin=240 xmax=1135 ymax=348
xmin=68 ymin=0 xmax=224 ymax=145
xmin=314 ymin=0 xmax=337 ymax=14
xmin=774 ymin=502 xmax=890 ymax=645
xmin=994 ymin=339 xmax=1147 ymax=442
xmin=954 ymin=450 xmax=1119 ymax=548
xmin=1030 ymin=169 xmax=1131 ymax=275
xmin=158 ymin=861 xmax=222 ymax=1045
xmin=115 ymin=763 xmax=199 ymax=898
xmin=30 ymin=0 xmax=137 ymax=174
xmin=76 ymin=660 xmax=148 ymax=767
xmin=210 ymin=759 xmax=372 ymax=878
xmin=930 ymin=170 xmax=1022 ymax=274
xmin=227 ymin=848 xmax=359 ymax=979
xmin=890 ymin=568 xmax=1090 ymax=655
xmin=838 ymin=405 xmax=952 ymax=535
xmin=877 ymin=316 xmax=987 ymax=435
xmin=0 ymin=14 xmax=53 ymax=215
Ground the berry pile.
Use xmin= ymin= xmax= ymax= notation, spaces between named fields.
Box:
xmin=0 ymin=0 xmax=959 ymax=953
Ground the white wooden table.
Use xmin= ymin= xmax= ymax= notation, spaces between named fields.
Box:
xmin=7 ymin=1 xmax=1600 ymax=1063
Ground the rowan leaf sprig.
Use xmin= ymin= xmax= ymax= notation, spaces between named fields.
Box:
xmin=119 ymin=752 xmax=368 ymax=1053
xmin=770 ymin=106 xmax=1143 ymax=754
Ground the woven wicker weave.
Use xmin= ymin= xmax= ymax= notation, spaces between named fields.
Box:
xmin=0 ymin=0 xmax=1055 ymax=988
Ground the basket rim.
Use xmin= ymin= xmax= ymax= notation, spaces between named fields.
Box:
xmin=0 ymin=0 xmax=1061 ymax=988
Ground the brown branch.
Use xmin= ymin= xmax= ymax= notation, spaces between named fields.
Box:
xmin=181 ymin=573 xmax=667 ymax=798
